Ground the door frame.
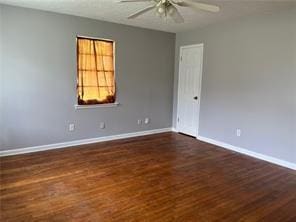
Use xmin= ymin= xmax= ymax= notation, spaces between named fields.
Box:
xmin=176 ymin=43 xmax=204 ymax=137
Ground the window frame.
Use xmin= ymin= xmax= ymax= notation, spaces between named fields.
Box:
xmin=75 ymin=35 xmax=119 ymax=109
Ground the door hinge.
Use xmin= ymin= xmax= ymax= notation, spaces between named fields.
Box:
xmin=180 ymin=56 xmax=182 ymax=62
xmin=177 ymin=117 xmax=180 ymax=122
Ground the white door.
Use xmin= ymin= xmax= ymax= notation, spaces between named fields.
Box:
xmin=177 ymin=44 xmax=203 ymax=137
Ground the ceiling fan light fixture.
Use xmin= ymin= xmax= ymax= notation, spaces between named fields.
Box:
xmin=156 ymin=1 xmax=162 ymax=8
xmin=167 ymin=5 xmax=176 ymax=15
xmin=157 ymin=5 xmax=165 ymax=15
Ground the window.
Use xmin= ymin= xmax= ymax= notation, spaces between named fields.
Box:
xmin=77 ymin=36 xmax=116 ymax=105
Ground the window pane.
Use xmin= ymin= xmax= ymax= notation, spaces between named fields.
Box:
xmin=78 ymin=54 xmax=96 ymax=70
xmin=99 ymin=87 xmax=110 ymax=100
xmin=95 ymin=41 xmax=113 ymax=56
xmin=96 ymin=55 xmax=104 ymax=71
xmin=97 ymin=71 xmax=107 ymax=87
xmin=105 ymin=72 xmax=115 ymax=87
xmin=103 ymin=56 xmax=114 ymax=71
xmin=83 ymin=87 xmax=99 ymax=100
xmin=78 ymin=39 xmax=94 ymax=54
xmin=83 ymin=71 xmax=99 ymax=87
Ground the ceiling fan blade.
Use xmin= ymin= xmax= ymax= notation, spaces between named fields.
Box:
xmin=128 ymin=5 xmax=155 ymax=19
xmin=174 ymin=0 xmax=220 ymax=13
xmin=170 ymin=6 xmax=184 ymax=23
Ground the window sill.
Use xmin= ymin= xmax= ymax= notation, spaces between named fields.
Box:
xmin=75 ymin=102 xmax=120 ymax=110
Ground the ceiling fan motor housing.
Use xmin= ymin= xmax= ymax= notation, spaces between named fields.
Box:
xmin=156 ymin=0 xmax=174 ymax=15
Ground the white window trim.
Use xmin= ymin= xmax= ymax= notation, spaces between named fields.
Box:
xmin=75 ymin=102 xmax=120 ymax=110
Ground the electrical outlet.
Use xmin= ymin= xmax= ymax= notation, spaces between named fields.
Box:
xmin=69 ymin=123 xmax=75 ymax=132
xmin=144 ymin=118 xmax=150 ymax=124
xmin=99 ymin=122 xmax=105 ymax=129
xmin=137 ymin=119 xmax=142 ymax=125
xmin=236 ymin=129 xmax=241 ymax=137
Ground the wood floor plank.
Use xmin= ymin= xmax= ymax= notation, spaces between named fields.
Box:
xmin=1 ymin=132 xmax=295 ymax=221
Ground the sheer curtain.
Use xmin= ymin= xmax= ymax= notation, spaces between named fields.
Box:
xmin=77 ymin=37 xmax=115 ymax=105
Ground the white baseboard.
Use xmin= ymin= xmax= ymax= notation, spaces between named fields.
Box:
xmin=197 ymin=135 xmax=296 ymax=171
xmin=1 ymin=128 xmax=295 ymax=171
xmin=171 ymin=127 xmax=178 ymax=132
xmin=0 ymin=128 xmax=172 ymax=157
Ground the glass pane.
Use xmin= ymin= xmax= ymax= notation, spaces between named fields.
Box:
xmin=99 ymin=87 xmax=109 ymax=100
xmin=102 ymin=42 xmax=113 ymax=56
xmin=95 ymin=41 xmax=113 ymax=56
xmin=78 ymin=39 xmax=95 ymax=54
xmin=77 ymin=86 xmax=82 ymax=98
xmin=79 ymin=54 xmax=96 ymax=70
xmin=83 ymin=87 xmax=99 ymax=101
xmin=103 ymin=56 xmax=114 ymax=71
xmin=105 ymin=72 xmax=114 ymax=87
xmin=96 ymin=55 xmax=104 ymax=71
xmin=97 ymin=71 xmax=107 ymax=87
xmin=83 ymin=71 xmax=99 ymax=87
xmin=108 ymin=86 xmax=115 ymax=95
xmin=78 ymin=71 xmax=83 ymax=86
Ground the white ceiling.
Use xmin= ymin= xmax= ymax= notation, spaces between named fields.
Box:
xmin=0 ymin=0 xmax=295 ymax=33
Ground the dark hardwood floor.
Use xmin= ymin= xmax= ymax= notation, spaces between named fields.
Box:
xmin=1 ymin=132 xmax=296 ymax=221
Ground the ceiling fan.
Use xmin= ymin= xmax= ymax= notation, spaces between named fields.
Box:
xmin=119 ymin=0 xmax=220 ymax=23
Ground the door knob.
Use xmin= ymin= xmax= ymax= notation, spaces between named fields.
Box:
xmin=194 ymin=96 xmax=198 ymax=100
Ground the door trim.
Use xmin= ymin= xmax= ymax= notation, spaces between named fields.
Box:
xmin=176 ymin=43 xmax=204 ymax=137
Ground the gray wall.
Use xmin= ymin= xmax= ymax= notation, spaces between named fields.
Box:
xmin=173 ymin=8 xmax=296 ymax=163
xmin=0 ymin=5 xmax=3 ymax=148
xmin=0 ymin=5 xmax=175 ymax=150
